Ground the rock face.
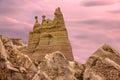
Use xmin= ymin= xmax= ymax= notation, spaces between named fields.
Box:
xmin=28 ymin=7 xmax=74 ymax=61
xmin=0 ymin=35 xmax=26 ymax=49
xmin=1 ymin=7 xmax=120 ymax=80
xmin=69 ymin=61 xmax=85 ymax=80
xmin=0 ymin=36 xmax=80 ymax=80
xmin=36 ymin=51 xmax=76 ymax=80
xmin=0 ymin=36 xmax=37 ymax=80
xmin=1 ymin=34 xmax=120 ymax=80
xmin=84 ymin=44 xmax=120 ymax=80
xmin=11 ymin=38 xmax=25 ymax=47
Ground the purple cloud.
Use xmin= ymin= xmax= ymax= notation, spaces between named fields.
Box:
xmin=79 ymin=19 xmax=120 ymax=29
xmin=81 ymin=0 xmax=116 ymax=7
xmin=108 ymin=9 xmax=120 ymax=14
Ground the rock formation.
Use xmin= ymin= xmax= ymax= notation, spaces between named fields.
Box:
xmin=69 ymin=61 xmax=85 ymax=80
xmin=36 ymin=51 xmax=76 ymax=80
xmin=0 ymin=35 xmax=26 ymax=49
xmin=84 ymin=44 xmax=120 ymax=80
xmin=28 ymin=7 xmax=74 ymax=61
xmin=11 ymin=38 xmax=25 ymax=47
xmin=1 ymin=34 xmax=120 ymax=80
xmin=0 ymin=36 xmax=81 ymax=80
xmin=0 ymin=35 xmax=37 ymax=80
xmin=1 ymin=7 xmax=120 ymax=80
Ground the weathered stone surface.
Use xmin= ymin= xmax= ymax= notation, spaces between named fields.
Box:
xmin=1 ymin=7 xmax=120 ymax=80
xmin=11 ymin=38 xmax=25 ymax=47
xmin=0 ymin=37 xmax=8 ymax=60
xmin=0 ymin=35 xmax=26 ymax=50
xmin=0 ymin=35 xmax=80 ymax=80
xmin=28 ymin=7 xmax=74 ymax=61
xmin=84 ymin=44 xmax=120 ymax=80
xmin=0 ymin=36 xmax=37 ymax=80
xmin=2 ymin=34 xmax=120 ymax=80
xmin=38 ymin=51 xmax=76 ymax=80
xmin=69 ymin=61 xmax=85 ymax=80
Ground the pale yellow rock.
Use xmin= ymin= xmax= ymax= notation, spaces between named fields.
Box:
xmin=39 ymin=51 xmax=76 ymax=80
xmin=0 ymin=35 xmax=38 ymax=80
xmin=0 ymin=37 xmax=8 ymax=60
xmin=28 ymin=7 xmax=74 ymax=61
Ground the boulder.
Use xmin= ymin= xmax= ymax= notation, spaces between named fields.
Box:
xmin=39 ymin=51 xmax=75 ymax=80
xmin=84 ymin=44 xmax=120 ymax=80
xmin=0 ymin=37 xmax=37 ymax=80
xmin=69 ymin=61 xmax=85 ymax=80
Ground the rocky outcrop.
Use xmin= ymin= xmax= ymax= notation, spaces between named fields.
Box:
xmin=11 ymin=38 xmax=26 ymax=47
xmin=1 ymin=34 xmax=120 ymax=80
xmin=1 ymin=7 xmax=120 ymax=80
xmin=33 ymin=51 xmax=76 ymax=80
xmin=0 ymin=36 xmax=37 ymax=80
xmin=69 ymin=61 xmax=85 ymax=80
xmin=0 ymin=36 xmax=82 ymax=80
xmin=28 ymin=7 xmax=73 ymax=61
xmin=84 ymin=44 xmax=120 ymax=80
xmin=0 ymin=35 xmax=26 ymax=49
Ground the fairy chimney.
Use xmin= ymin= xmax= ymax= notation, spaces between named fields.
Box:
xmin=28 ymin=7 xmax=74 ymax=61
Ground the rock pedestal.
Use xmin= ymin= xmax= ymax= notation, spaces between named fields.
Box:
xmin=28 ymin=7 xmax=74 ymax=61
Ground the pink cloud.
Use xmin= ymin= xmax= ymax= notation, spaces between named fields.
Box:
xmin=4 ymin=16 xmax=19 ymax=24
xmin=81 ymin=0 xmax=118 ymax=7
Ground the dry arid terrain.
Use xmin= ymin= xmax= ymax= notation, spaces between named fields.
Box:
xmin=0 ymin=8 xmax=120 ymax=80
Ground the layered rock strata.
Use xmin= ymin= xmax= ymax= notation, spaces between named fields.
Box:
xmin=0 ymin=36 xmax=81 ymax=80
xmin=1 ymin=35 xmax=120 ymax=80
xmin=28 ymin=7 xmax=73 ymax=61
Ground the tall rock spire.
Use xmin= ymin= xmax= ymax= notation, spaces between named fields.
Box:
xmin=53 ymin=7 xmax=65 ymax=27
xmin=28 ymin=7 xmax=74 ymax=61
xmin=33 ymin=16 xmax=40 ymax=31
xmin=35 ymin=16 xmax=38 ymax=23
xmin=42 ymin=15 xmax=46 ymax=23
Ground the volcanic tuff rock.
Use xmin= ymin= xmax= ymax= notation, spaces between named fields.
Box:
xmin=1 ymin=34 xmax=120 ymax=80
xmin=28 ymin=7 xmax=74 ymax=61
xmin=1 ymin=7 xmax=120 ymax=80
xmin=0 ymin=36 xmax=37 ymax=80
xmin=69 ymin=61 xmax=85 ymax=80
xmin=11 ymin=38 xmax=26 ymax=47
xmin=35 ymin=51 xmax=75 ymax=80
xmin=0 ymin=36 xmax=82 ymax=80
xmin=32 ymin=51 xmax=84 ymax=80
xmin=0 ymin=35 xmax=26 ymax=49
xmin=84 ymin=44 xmax=120 ymax=80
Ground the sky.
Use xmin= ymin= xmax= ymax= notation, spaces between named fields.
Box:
xmin=0 ymin=0 xmax=120 ymax=63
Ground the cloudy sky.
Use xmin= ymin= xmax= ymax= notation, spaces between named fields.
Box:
xmin=0 ymin=0 xmax=120 ymax=63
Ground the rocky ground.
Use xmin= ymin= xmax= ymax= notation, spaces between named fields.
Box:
xmin=0 ymin=35 xmax=120 ymax=80
xmin=0 ymin=35 xmax=83 ymax=80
